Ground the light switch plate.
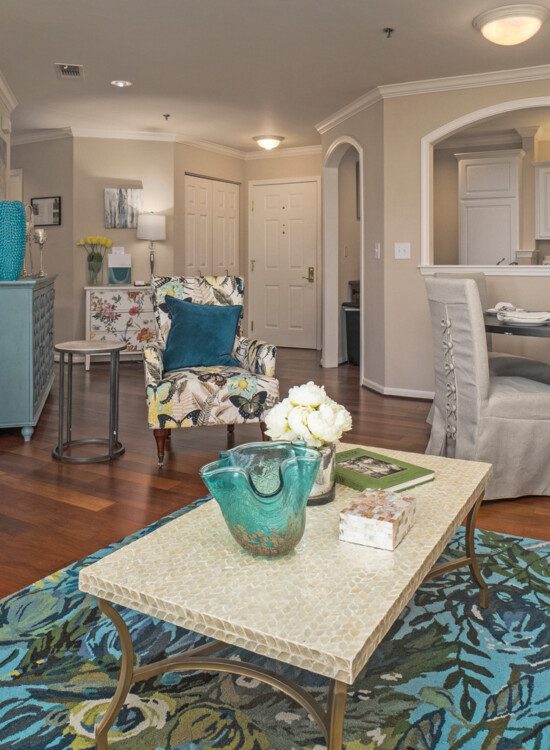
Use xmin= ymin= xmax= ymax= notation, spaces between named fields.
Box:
xmin=394 ymin=242 xmax=411 ymax=260
xmin=374 ymin=242 xmax=381 ymax=259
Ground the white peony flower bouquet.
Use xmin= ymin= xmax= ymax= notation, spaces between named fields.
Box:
xmin=265 ymin=381 xmax=352 ymax=448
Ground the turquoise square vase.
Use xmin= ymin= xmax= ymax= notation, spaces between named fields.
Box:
xmin=0 ymin=201 xmax=26 ymax=280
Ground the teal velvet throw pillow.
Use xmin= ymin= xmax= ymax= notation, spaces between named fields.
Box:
xmin=163 ymin=296 xmax=241 ymax=371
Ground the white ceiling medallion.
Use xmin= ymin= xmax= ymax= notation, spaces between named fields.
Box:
xmin=473 ymin=4 xmax=549 ymax=45
xmin=253 ymin=135 xmax=285 ymax=150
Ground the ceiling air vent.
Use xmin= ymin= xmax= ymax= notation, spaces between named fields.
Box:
xmin=54 ymin=63 xmax=84 ymax=80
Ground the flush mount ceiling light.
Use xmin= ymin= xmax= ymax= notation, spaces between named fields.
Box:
xmin=253 ymin=135 xmax=285 ymax=150
xmin=473 ymin=4 xmax=549 ymax=45
xmin=110 ymin=80 xmax=133 ymax=88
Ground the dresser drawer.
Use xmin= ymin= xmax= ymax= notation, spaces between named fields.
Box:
xmin=90 ymin=311 xmax=156 ymax=333
xmin=89 ymin=325 xmax=156 ymax=351
xmin=90 ymin=288 xmax=153 ymax=315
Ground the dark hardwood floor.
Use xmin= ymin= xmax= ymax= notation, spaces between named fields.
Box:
xmin=1 ymin=347 xmax=549 ymax=598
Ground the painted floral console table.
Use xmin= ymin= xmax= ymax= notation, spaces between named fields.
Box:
xmin=84 ymin=286 xmax=155 ymax=369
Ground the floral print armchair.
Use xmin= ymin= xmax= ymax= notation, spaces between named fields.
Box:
xmin=144 ymin=275 xmax=279 ymax=466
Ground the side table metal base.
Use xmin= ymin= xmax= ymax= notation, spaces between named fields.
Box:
xmin=53 ymin=342 xmax=125 ymax=464
xmin=52 ymin=438 xmax=125 ymax=463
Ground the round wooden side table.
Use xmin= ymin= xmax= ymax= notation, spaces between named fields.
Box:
xmin=52 ymin=340 xmax=126 ymax=463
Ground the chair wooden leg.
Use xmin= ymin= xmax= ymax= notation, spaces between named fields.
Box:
xmin=260 ymin=421 xmax=269 ymax=441
xmin=227 ymin=424 xmax=235 ymax=447
xmin=153 ymin=429 xmax=169 ymax=468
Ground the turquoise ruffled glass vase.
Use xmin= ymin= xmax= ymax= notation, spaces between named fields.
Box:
xmin=200 ymin=441 xmax=321 ymax=557
xmin=0 ymin=201 xmax=26 ymax=280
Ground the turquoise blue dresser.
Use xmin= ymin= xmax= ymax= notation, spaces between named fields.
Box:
xmin=0 ymin=276 xmax=56 ymax=441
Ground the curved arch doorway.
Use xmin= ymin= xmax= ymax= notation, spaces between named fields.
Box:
xmin=322 ymin=136 xmax=365 ymax=384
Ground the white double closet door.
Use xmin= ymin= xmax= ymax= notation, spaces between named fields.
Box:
xmin=249 ymin=180 xmax=318 ymax=349
xmin=184 ymin=175 xmax=239 ymax=276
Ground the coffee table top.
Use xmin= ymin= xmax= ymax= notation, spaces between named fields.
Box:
xmin=79 ymin=445 xmax=491 ymax=684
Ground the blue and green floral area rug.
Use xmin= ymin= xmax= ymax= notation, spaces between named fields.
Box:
xmin=1 ymin=498 xmax=549 ymax=750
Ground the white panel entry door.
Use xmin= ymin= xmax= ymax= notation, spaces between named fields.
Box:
xmin=250 ymin=181 xmax=318 ymax=348
xmin=184 ymin=175 xmax=240 ymax=276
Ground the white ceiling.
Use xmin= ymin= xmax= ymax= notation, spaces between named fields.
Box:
xmin=3 ymin=0 xmax=550 ymax=151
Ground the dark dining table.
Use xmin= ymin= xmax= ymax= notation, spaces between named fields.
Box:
xmin=484 ymin=313 xmax=550 ymax=338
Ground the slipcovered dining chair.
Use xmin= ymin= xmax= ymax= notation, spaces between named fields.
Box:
xmin=425 ymin=277 xmax=550 ymax=500
xmin=426 ymin=272 xmax=550 ymax=425
xmin=434 ymin=272 xmax=550 ymax=381
xmin=143 ymin=275 xmax=279 ymax=467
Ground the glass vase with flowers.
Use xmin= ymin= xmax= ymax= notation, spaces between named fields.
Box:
xmin=264 ymin=381 xmax=352 ymax=505
xmin=77 ymin=235 xmax=113 ymax=286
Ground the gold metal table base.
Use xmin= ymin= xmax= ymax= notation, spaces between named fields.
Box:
xmin=422 ymin=493 xmax=489 ymax=608
xmin=94 ymin=494 xmax=489 ymax=749
xmin=94 ymin=597 xmax=347 ymax=750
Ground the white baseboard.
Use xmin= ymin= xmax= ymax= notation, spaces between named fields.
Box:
xmin=362 ymin=377 xmax=434 ymax=400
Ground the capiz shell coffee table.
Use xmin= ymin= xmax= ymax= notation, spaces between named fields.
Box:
xmin=78 ymin=446 xmax=491 ymax=749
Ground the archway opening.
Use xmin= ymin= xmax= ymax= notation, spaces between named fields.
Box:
xmin=322 ymin=136 xmax=365 ymax=383
xmin=421 ymin=97 xmax=550 ymax=266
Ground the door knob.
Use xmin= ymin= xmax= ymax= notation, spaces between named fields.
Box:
xmin=302 ymin=267 xmax=314 ymax=282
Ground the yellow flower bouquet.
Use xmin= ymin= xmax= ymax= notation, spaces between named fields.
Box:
xmin=77 ymin=235 xmax=113 ymax=285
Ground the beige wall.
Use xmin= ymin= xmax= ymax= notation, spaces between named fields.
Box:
xmin=12 ymin=137 xmax=74 ymax=342
xmin=338 ymin=147 xmax=360 ymax=360
xmin=11 ymin=136 xmax=321 ymax=342
xmin=321 ymin=78 xmax=550 ymax=393
xmin=322 ymin=101 xmax=385 ymax=386
xmin=72 ymin=137 xmax=175 ymax=338
xmin=382 ymin=79 xmax=550 ymax=393
xmin=433 ymin=148 xmax=459 ymax=265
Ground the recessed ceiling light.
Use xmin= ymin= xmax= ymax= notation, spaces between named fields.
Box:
xmin=473 ymin=4 xmax=549 ymax=45
xmin=111 ymin=80 xmax=133 ymax=88
xmin=253 ymin=135 xmax=285 ymax=150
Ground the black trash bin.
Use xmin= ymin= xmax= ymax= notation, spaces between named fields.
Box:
xmin=342 ymin=302 xmax=360 ymax=366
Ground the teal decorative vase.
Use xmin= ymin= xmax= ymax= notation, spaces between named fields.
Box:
xmin=0 ymin=201 xmax=26 ymax=280
xmin=200 ymin=441 xmax=321 ymax=557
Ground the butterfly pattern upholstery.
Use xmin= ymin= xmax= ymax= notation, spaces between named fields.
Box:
xmin=143 ymin=276 xmax=279 ymax=464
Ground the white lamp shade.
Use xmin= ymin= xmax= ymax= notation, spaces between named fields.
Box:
xmin=137 ymin=213 xmax=166 ymax=241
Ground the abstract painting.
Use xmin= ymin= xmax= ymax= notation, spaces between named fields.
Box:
xmin=104 ymin=187 xmax=143 ymax=229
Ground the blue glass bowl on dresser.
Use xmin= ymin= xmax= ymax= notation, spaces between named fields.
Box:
xmin=200 ymin=441 xmax=321 ymax=557
xmin=0 ymin=201 xmax=26 ymax=280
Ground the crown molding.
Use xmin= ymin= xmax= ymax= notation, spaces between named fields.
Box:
xmin=12 ymin=128 xmax=72 ymax=146
xmin=379 ymin=63 xmax=550 ymax=99
xmin=11 ymin=125 xmax=321 ymax=161
xmin=515 ymin=125 xmax=541 ymax=139
xmin=315 ymin=89 xmax=382 ymax=135
xmin=434 ymin=131 xmax=521 ymax=150
xmin=176 ymin=135 xmax=246 ymax=159
xmin=72 ymin=127 xmax=178 ymax=142
xmin=244 ymin=144 xmax=322 ymax=160
xmin=317 ymin=63 xmax=550 ymax=135
xmin=0 ymin=69 xmax=17 ymax=114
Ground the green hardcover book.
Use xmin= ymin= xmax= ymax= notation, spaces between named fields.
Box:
xmin=335 ymin=448 xmax=434 ymax=492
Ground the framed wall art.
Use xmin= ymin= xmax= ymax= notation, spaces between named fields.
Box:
xmin=30 ymin=196 xmax=62 ymax=226
xmin=104 ymin=187 xmax=143 ymax=229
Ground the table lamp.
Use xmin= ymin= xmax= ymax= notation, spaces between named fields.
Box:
xmin=137 ymin=212 xmax=166 ymax=277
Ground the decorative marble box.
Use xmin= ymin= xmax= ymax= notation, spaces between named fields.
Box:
xmin=339 ymin=489 xmax=416 ymax=551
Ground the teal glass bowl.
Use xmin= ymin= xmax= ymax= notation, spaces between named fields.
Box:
xmin=199 ymin=441 xmax=321 ymax=557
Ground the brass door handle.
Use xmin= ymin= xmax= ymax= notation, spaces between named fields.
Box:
xmin=302 ymin=267 xmax=315 ymax=282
